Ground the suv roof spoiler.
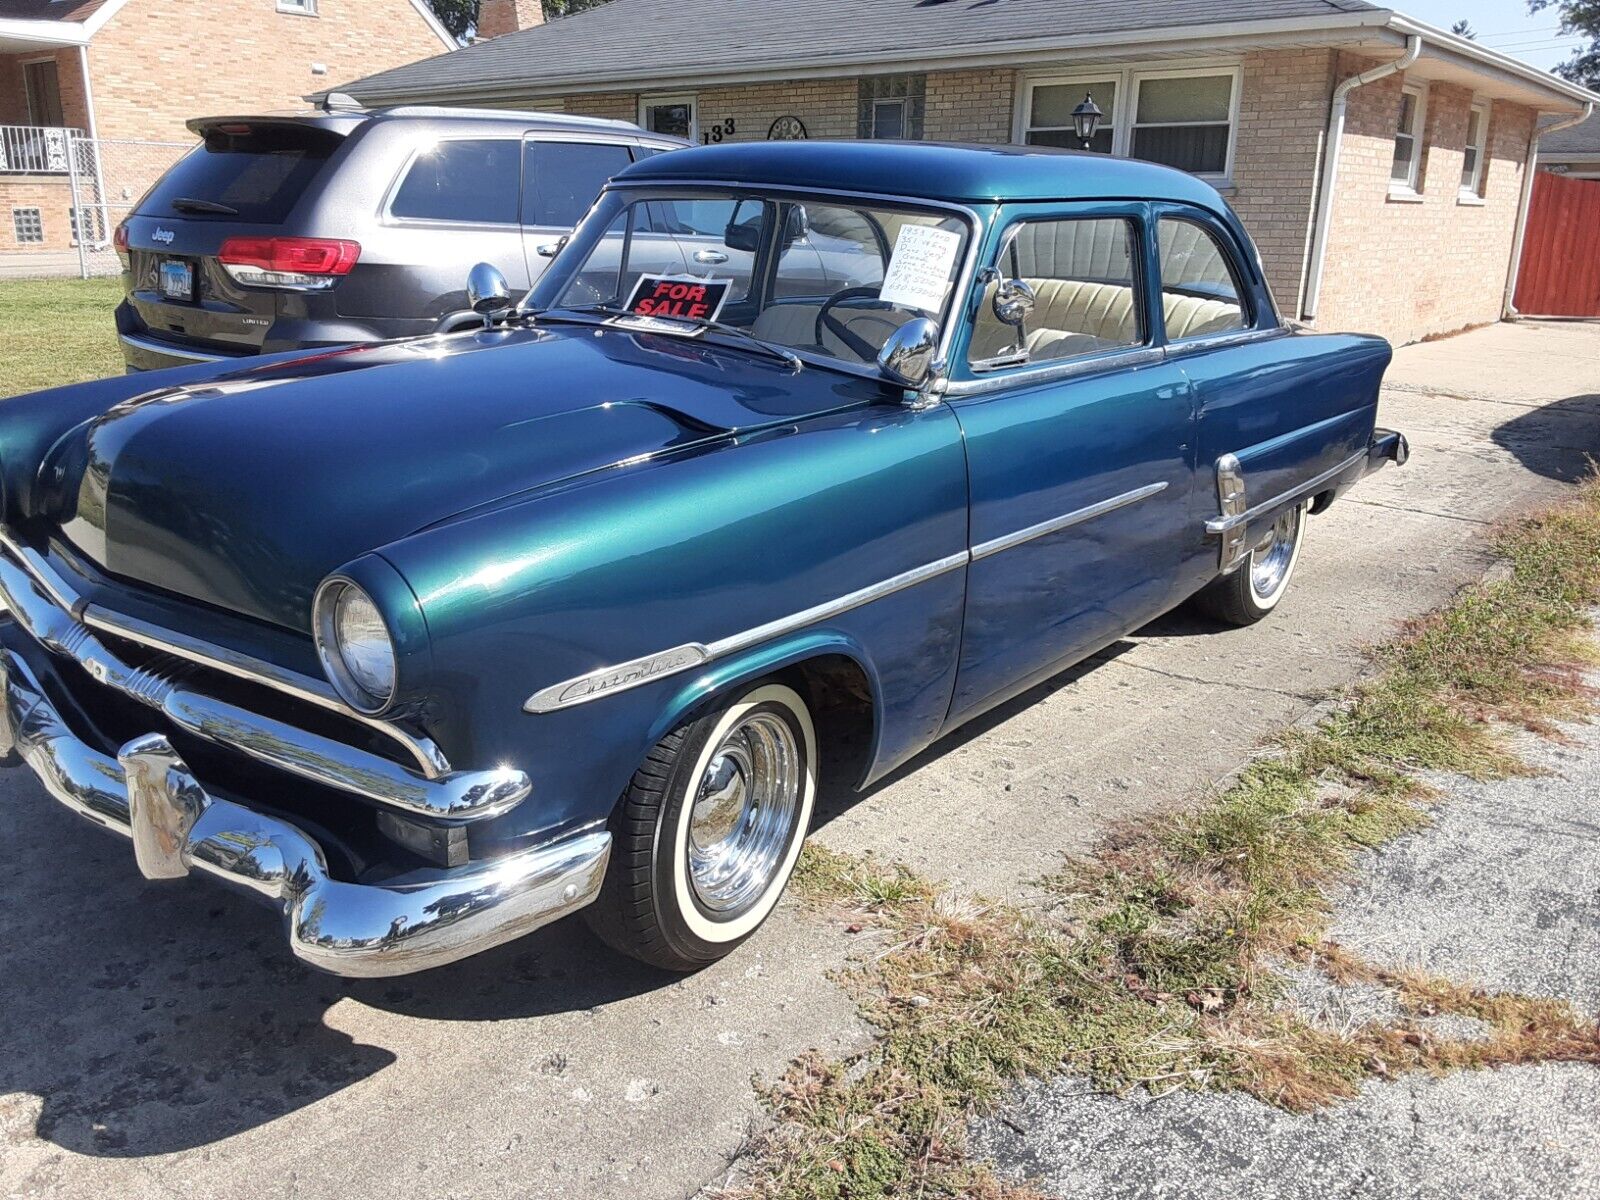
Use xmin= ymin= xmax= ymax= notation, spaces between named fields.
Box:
xmin=374 ymin=104 xmax=642 ymax=132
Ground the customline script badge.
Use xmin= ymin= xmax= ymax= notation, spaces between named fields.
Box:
xmin=624 ymin=274 xmax=734 ymax=323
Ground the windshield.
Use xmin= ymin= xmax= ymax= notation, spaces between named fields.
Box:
xmin=527 ymin=189 xmax=972 ymax=370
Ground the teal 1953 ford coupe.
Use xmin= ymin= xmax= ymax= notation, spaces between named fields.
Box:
xmin=0 ymin=141 xmax=1405 ymax=976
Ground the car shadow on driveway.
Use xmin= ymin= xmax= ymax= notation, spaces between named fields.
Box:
xmin=0 ymin=791 xmax=676 ymax=1158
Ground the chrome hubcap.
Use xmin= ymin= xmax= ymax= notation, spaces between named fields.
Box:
xmin=687 ymin=711 xmax=802 ymax=915
xmin=1249 ymin=507 xmax=1300 ymax=601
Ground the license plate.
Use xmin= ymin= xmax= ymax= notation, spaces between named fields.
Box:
xmin=160 ymin=260 xmax=194 ymax=302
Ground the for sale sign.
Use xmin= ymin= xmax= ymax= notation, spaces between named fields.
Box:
xmin=624 ymin=274 xmax=734 ymax=323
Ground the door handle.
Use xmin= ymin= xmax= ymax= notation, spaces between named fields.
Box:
xmin=693 ymin=249 xmax=729 ymax=265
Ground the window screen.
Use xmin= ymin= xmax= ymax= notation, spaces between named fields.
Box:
xmin=1132 ymin=75 xmax=1233 ymax=175
xmin=522 ymin=141 xmax=632 ymax=228
xmin=391 ymin=139 xmax=521 ymax=225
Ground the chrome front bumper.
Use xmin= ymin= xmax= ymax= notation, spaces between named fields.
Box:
xmin=0 ymin=648 xmax=610 ymax=977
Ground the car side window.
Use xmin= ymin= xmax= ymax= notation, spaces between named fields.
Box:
xmin=391 ymin=139 xmax=521 ymax=225
xmin=1157 ymin=217 xmax=1250 ymax=340
xmin=522 ymin=141 xmax=633 ymax=229
xmin=968 ymin=216 xmax=1143 ymax=369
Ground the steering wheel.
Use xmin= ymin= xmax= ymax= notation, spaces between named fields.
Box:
xmin=816 ymin=286 xmax=895 ymax=361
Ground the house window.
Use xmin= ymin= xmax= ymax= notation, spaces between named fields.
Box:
xmin=1023 ymin=77 xmax=1118 ymax=153
xmin=277 ymin=0 xmax=317 ymax=13
xmin=858 ymin=75 xmax=925 ymax=140
xmin=1391 ymin=85 xmax=1427 ymax=194
xmin=640 ymin=94 xmax=696 ymax=142
xmin=12 ymin=207 xmax=44 ymax=244
xmin=23 ymin=59 xmax=65 ymax=128
xmin=1020 ymin=66 xmax=1239 ymax=180
xmin=1460 ymin=101 xmax=1490 ymax=198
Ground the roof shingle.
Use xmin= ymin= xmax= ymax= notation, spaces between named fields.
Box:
xmin=0 ymin=0 xmax=109 ymax=21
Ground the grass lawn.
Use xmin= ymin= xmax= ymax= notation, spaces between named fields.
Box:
xmin=0 ymin=276 xmax=125 ymax=397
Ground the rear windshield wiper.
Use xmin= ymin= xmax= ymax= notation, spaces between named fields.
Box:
xmin=170 ymin=197 xmax=240 ymax=216
xmin=540 ymin=304 xmax=802 ymax=372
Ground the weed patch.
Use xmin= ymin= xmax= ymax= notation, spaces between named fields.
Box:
xmin=713 ymin=478 xmax=1600 ymax=1200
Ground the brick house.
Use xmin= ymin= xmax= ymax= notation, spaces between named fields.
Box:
xmin=334 ymin=0 xmax=1595 ymax=346
xmin=0 ymin=0 xmax=456 ymax=263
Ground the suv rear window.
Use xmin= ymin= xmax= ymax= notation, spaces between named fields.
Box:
xmin=391 ymin=138 xmax=522 ymax=225
xmin=139 ymin=124 xmax=343 ymax=224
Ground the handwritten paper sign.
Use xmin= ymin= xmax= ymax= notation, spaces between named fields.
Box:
xmin=878 ymin=225 xmax=962 ymax=314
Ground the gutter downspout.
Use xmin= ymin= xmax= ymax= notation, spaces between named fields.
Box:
xmin=1301 ymin=35 xmax=1423 ymax=323
xmin=1502 ymin=99 xmax=1595 ymax=319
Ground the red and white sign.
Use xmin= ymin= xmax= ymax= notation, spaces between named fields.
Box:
xmin=624 ymin=274 xmax=734 ymax=323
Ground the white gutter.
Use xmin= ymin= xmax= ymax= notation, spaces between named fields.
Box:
xmin=0 ymin=17 xmax=88 ymax=46
xmin=1300 ymin=34 xmax=1422 ymax=323
xmin=1502 ymin=99 xmax=1596 ymax=318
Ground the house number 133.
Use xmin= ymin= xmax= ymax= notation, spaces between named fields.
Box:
xmin=701 ymin=119 xmax=737 ymax=144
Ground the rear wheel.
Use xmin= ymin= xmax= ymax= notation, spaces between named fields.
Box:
xmin=1192 ymin=502 xmax=1308 ymax=626
xmin=585 ymin=682 xmax=817 ymax=971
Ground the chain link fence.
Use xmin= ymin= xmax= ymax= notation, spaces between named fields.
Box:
xmin=66 ymin=134 xmax=193 ymax=277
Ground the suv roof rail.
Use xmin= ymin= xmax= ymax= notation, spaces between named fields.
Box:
xmin=375 ymin=105 xmax=641 ymax=131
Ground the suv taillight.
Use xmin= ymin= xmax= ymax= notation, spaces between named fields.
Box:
xmin=113 ymin=222 xmax=129 ymax=257
xmin=218 ymin=236 xmax=361 ymax=290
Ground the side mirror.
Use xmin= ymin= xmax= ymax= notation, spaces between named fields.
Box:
xmin=877 ymin=317 xmax=941 ymax=391
xmin=535 ymin=234 xmax=569 ymax=259
xmin=467 ymin=262 xmax=513 ymax=318
xmin=782 ymin=204 xmax=810 ymax=247
xmin=992 ymin=278 xmax=1036 ymax=327
xmin=724 ymin=218 xmax=762 ymax=254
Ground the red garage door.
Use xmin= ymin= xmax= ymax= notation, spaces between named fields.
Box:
xmin=1515 ymin=171 xmax=1600 ymax=318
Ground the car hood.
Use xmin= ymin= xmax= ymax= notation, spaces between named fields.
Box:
xmin=44 ymin=324 xmax=876 ymax=630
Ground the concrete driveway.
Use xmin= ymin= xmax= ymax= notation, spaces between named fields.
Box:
xmin=2 ymin=320 xmax=1598 ymax=1200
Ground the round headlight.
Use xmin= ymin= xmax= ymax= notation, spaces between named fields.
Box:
xmin=314 ymin=579 xmax=397 ymax=714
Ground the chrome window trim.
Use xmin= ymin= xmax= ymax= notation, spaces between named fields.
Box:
xmin=0 ymin=529 xmax=450 ymax=779
xmin=945 ymin=345 xmax=1166 ymax=397
xmin=1205 ymin=446 xmax=1367 ymax=535
xmin=600 ymin=179 xmax=984 ymax=370
xmin=971 ymin=482 xmax=1168 ymax=561
xmin=1160 ymin=326 xmax=1291 ymax=359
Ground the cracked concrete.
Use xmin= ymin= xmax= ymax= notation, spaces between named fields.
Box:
xmin=2 ymin=320 xmax=1598 ymax=1199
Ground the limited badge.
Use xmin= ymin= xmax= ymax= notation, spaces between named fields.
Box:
xmin=624 ymin=274 xmax=733 ymax=323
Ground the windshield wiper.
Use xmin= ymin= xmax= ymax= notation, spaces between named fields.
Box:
xmin=171 ymin=197 xmax=240 ymax=216
xmin=541 ymin=304 xmax=803 ymax=372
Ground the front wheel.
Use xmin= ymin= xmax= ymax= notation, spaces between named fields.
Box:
xmin=584 ymin=681 xmax=817 ymax=971
xmin=1191 ymin=502 xmax=1309 ymax=626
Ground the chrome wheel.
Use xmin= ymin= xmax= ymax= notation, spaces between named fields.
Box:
xmin=686 ymin=710 xmax=803 ymax=916
xmin=1249 ymin=507 xmax=1302 ymax=603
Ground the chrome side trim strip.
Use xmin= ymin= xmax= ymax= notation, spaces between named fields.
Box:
xmin=949 ymin=346 xmax=1166 ymax=397
xmin=972 ymin=482 xmax=1169 ymax=561
xmin=0 ymin=649 xmax=607 ymax=979
xmin=0 ymin=555 xmax=526 ymax=820
xmin=1205 ymin=447 xmax=1367 ymax=535
xmin=117 ymin=332 xmax=229 ymax=364
xmin=524 ymin=552 xmax=970 ymax=713
xmin=0 ymin=529 xmax=450 ymax=779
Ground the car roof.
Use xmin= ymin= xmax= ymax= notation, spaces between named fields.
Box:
xmin=187 ymin=105 xmax=679 ymax=143
xmin=617 ymin=140 xmax=1229 ymax=210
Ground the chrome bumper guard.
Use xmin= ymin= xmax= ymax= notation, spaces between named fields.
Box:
xmin=0 ymin=648 xmax=610 ymax=977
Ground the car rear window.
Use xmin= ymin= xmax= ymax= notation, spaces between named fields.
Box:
xmin=390 ymin=138 xmax=522 ymax=225
xmin=138 ymin=124 xmax=343 ymax=224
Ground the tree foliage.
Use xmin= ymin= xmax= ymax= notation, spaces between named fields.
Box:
xmin=1451 ymin=19 xmax=1477 ymax=38
xmin=427 ymin=0 xmax=614 ymax=41
xmin=1529 ymin=0 xmax=1600 ymax=88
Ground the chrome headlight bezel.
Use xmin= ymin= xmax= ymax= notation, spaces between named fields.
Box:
xmin=313 ymin=577 xmax=398 ymax=716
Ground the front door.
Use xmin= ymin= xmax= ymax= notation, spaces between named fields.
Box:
xmin=946 ymin=204 xmax=1195 ymax=724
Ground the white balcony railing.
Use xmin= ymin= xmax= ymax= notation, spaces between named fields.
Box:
xmin=0 ymin=125 xmax=82 ymax=175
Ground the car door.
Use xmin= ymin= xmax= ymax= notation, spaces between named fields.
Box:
xmin=944 ymin=204 xmax=1197 ymax=725
xmin=1154 ymin=203 xmax=1379 ymax=594
xmin=519 ymin=136 xmax=639 ymax=281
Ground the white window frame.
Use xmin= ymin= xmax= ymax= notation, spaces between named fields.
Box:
xmin=276 ymin=0 xmax=317 ymax=14
xmin=1459 ymin=99 xmax=1490 ymax=202
xmin=1390 ymin=83 xmax=1428 ymax=198
xmin=638 ymin=93 xmax=698 ymax=144
xmin=1014 ymin=62 xmax=1242 ymax=185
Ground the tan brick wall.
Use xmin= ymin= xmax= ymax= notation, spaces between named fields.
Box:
xmin=557 ymin=91 xmax=640 ymax=125
xmin=1314 ymin=54 xmax=1535 ymax=346
xmin=1230 ymin=49 xmax=1336 ymax=311
xmin=697 ymin=78 xmax=857 ymax=141
xmin=0 ymin=176 xmax=77 ymax=250
xmin=924 ymin=68 xmax=1015 ymax=143
xmin=85 ymin=0 xmax=451 ymax=144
